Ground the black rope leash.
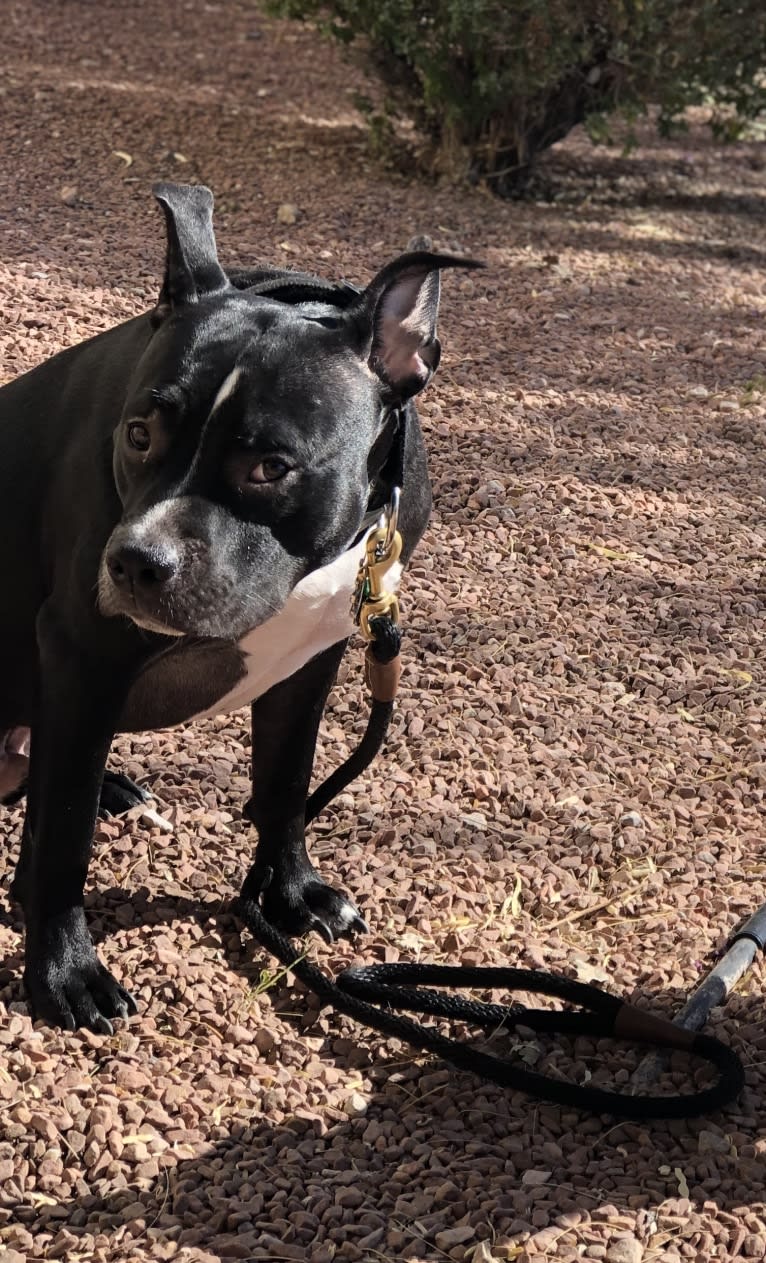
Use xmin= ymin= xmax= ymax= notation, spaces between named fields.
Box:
xmin=237 ymin=901 xmax=744 ymax=1121
xmin=306 ymin=617 xmax=402 ymax=825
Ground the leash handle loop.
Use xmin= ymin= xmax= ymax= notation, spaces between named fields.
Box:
xmin=239 ymin=904 xmax=745 ymax=1121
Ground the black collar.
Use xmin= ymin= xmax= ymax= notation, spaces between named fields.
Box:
xmin=359 ymin=405 xmax=406 ymax=537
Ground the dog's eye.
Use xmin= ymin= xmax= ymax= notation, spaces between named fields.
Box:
xmin=249 ymin=457 xmax=290 ymax=484
xmin=127 ymin=422 xmax=151 ymax=453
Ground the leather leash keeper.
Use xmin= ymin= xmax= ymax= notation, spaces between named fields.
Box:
xmin=364 ymin=648 xmax=402 ymax=703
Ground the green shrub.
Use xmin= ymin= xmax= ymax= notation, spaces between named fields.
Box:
xmin=267 ymin=0 xmax=766 ymax=193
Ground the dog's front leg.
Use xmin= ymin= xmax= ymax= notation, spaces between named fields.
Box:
xmin=239 ymin=641 xmax=368 ymax=943
xmin=13 ymin=604 xmax=137 ymax=1032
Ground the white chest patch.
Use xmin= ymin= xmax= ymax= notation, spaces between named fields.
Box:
xmin=194 ymin=532 xmax=402 ymax=721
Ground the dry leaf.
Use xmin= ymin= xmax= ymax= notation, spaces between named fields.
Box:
xmin=517 ymin=1041 xmax=542 ymax=1066
xmin=500 ymin=874 xmax=522 ymax=918
xmin=719 ymin=667 xmax=753 ymax=686
xmin=555 ymin=792 xmax=585 ymax=809
xmin=586 ymin=542 xmax=643 ymax=562
xmin=470 ymin=1244 xmax=499 ymax=1263
xmin=395 ymin=930 xmax=426 ymax=953
xmin=574 ymin=959 xmax=611 ymax=985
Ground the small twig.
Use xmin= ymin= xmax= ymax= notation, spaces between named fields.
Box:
xmin=546 ymin=889 xmax=632 ymax=932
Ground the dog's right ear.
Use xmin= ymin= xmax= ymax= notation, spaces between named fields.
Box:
xmin=151 ymin=183 xmax=230 ymax=324
xmin=346 ymin=250 xmax=484 ymax=401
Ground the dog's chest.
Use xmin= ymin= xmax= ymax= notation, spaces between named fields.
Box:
xmin=194 ymin=541 xmax=402 ymax=719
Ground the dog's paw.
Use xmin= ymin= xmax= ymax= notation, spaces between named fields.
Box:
xmin=24 ymin=910 xmax=138 ymax=1034
xmin=243 ymin=865 xmax=369 ymax=943
xmin=98 ymin=770 xmax=152 ymax=818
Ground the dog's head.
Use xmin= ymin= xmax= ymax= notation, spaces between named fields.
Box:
xmin=98 ymin=183 xmax=480 ymax=640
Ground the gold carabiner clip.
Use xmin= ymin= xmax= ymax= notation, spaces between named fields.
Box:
xmin=352 ymin=488 xmax=403 ymax=642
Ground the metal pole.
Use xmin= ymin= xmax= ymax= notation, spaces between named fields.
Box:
xmin=631 ymin=901 xmax=766 ymax=1093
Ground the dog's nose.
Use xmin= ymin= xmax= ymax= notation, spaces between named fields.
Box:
xmin=106 ymin=541 xmax=179 ymax=588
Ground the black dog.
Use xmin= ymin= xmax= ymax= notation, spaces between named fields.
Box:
xmin=0 ymin=184 xmax=478 ymax=1033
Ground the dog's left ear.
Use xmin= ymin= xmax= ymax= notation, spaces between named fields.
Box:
xmin=151 ymin=183 xmax=230 ymax=323
xmin=348 ymin=252 xmax=484 ymax=400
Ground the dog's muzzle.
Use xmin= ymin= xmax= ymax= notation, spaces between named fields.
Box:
xmin=98 ymin=537 xmax=186 ymax=636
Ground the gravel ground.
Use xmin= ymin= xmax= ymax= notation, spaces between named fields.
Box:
xmin=1 ymin=2 xmax=766 ymax=1261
